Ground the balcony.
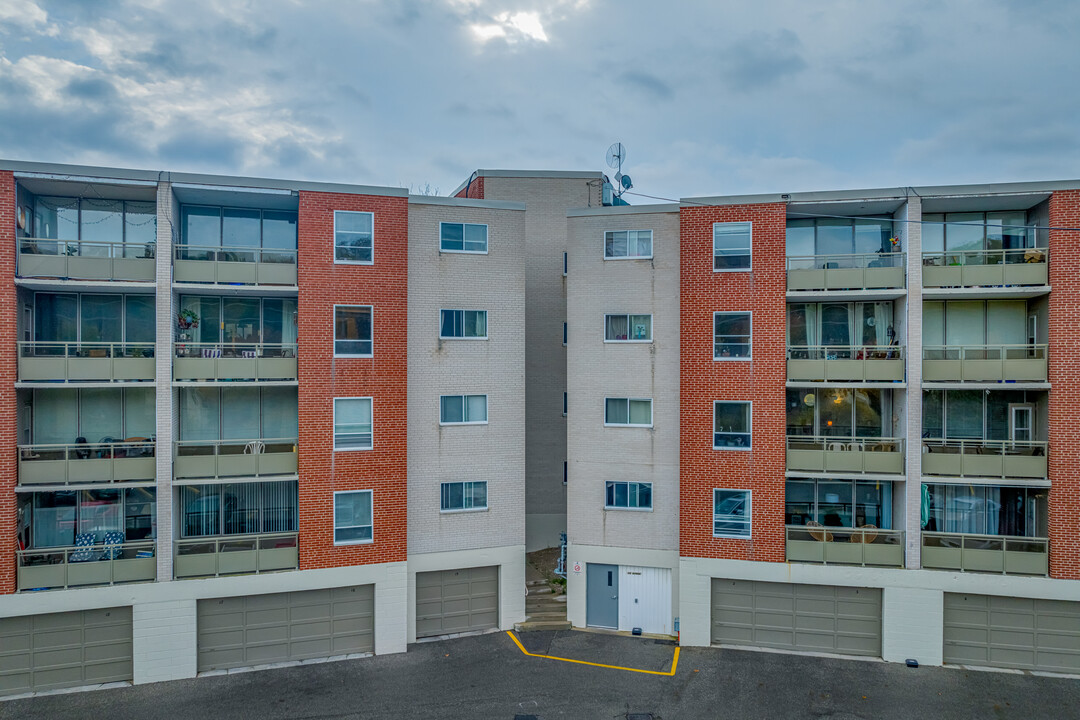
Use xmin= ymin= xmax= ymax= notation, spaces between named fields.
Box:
xmin=18 ymin=238 xmax=156 ymax=282
xmin=921 ymin=440 xmax=1047 ymax=480
xmin=786 ymin=436 xmax=904 ymax=474
xmin=173 ymin=245 xmax=297 ymax=286
xmin=173 ymin=343 xmax=297 ymax=382
xmin=18 ymin=441 xmax=155 ymax=486
xmin=785 ymin=526 xmax=904 ymax=567
xmin=922 ymin=249 xmax=1047 ymax=288
xmin=921 ymin=532 xmax=1048 ymax=576
xmin=174 ymin=532 xmax=298 ymax=578
xmin=787 ymin=253 xmax=905 ymax=292
xmin=174 ymin=438 xmax=298 ymax=480
xmin=16 ymin=540 xmax=156 ymax=591
xmin=18 ymin=341 xmax=155 ymax=383
xmin=922 ymin=345 xmax=1047 ymax=383
xmin=787 ymin=345 xmax=904 ymax=383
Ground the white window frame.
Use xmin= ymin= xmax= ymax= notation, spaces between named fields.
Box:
xmin=713 ymin=311 xmax=752 ymax=361
xmin=439 ymin=481 xmax=488 ymax=513
xmin=604 ymin=313 xmax=653 ymax=343
xmin=604 ymin=397 xmax=653 ymax=428
xmin=439 ymin=394 xmax=488 ymax=425
xmin=713 ymin=488 xmax=752 ymax=539
xmin=439 ymin=309 xmax=488 ymax=340
xmin=333 ymin=304 xmax=374 ymax=358
xmin=333 ymin=210 xmax=375 ymax=265
xmin=604 ymin=229 xmax=654 ymax=260
xmin=713 ymin=400 xmax=752 ymax=450
xmin=333 ymin=489 xmax=374 ymax=545
xmin=333 ymin=396 xmax=374 ymax=451
xmin=439 ymin=221 xmax=489 ymax=255
xmin=713 ymin=221 xmax=752 ymax=273
xmin=604 ymin=480 xmax=653 ymax=511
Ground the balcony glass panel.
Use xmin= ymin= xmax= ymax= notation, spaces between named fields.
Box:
xmin=80 ymin=199 xmax=124 ymax=245
xmin=922 ymin=483 xmax=1047 ymax=536
xmin=31 ymin=388 xmax=152 ymax=446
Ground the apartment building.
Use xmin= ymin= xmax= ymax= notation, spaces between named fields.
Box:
xmin=0 ymin=161 xmax=527 ymax=697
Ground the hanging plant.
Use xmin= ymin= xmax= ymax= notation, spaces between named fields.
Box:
xmin=178 ymin=309 xmax=200 ymax=329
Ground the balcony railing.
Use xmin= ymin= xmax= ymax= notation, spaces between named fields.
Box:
xmin=18 ymin=440 xmax=155 ymax=485
xmin=174 ymin=438 xmax=298 ymax=480
xmin=173 ymin=343 xmax=297 ymax=381
xmin=921 ymin=532 xmax=1048 ymax=576
xmin=923 ymin=344 xmax=1047 ymax=383
xmin=922 ymin=248 xmax=1048 ymax=288
xmin=786 ymin=252 xmax=906 ymax=292
xmin=18 ymin=238 xmax=156 ymax=282
xmin=785 ymin=525 xmax=905 ymax=567
xmin=18 ymin=341 xmax=155 ymax=382
xmin=786 ymin=435 xmax=904 ymax=474
xmin=921 ymin=439 xmax=1047 ymax=479
xmin=787 ymin=345 xmax=904 ymax=382
xmin=174 ymin=532 xmax=298 ymax=578
xmin=17 ymin=540 xmax=156 ymax=591
xmin=174 ymin=244 xmax=297 ymax=286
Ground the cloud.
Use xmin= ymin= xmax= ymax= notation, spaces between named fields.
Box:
xmin=470 ymin=11 xmax=548 ymax=44
xmin=617 ymin=71 xmax=673 ymax=101
xmin=0 ymin=0 xmax=58 ymax=36
xmin=720 ymin=28 xmax=807 ymax=92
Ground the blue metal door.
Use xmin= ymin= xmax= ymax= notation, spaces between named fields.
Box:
xmin=586 ymin=563 xmax=619 ymax=629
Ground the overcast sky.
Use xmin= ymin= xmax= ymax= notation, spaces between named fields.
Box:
xmin=0 ymin=0 xmax=1077 ymax=200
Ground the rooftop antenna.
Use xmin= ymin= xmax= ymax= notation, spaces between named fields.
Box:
xmin=604 ymin=142 xmax=632 ymax=204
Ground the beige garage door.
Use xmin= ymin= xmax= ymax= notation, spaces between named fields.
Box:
xmin=416 ymin=566 xmax=499 ymax=638
xmin=0 ymin=607 xmax=132 ymax=697
xmin=711 ymin=579 xmax=881 ymax=657
xmin=944 ymin=593 xmax=1080 ymax=673
xmin=197 ymin=585 xmax=374 ymax=672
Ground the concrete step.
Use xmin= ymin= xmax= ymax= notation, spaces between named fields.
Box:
xmin=525 ymin=611 xmax=568 ymax=621
xmin=526 ymin=600 xmax=566 ymax=611
xmin=514 ymin=620 xmax=572 ymax=633
xmin=527 ymin=586 xmax=553 ymax=595
xmin=526 ymin=579 xmax=550 ymax=588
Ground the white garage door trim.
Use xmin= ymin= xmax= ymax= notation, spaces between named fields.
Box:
xmin=416 ymin=566 xmax=499 ymax=638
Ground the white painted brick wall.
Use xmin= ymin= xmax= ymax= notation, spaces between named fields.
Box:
xmin=154 ymin=182 xmax=176 ymax=581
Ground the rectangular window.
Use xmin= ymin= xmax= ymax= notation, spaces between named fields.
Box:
xmin=714 ymin=222 xmax=752 ymax=271
xmin=333 ymin=490 xmax=373 ymax=544
xmin=714 ymin=489 xmax=752 ymax=538
xmin=179 ymin=482 xmax=298 ymax=538
xmin=605 ymin=314 xmax=652 ymax=342
xmin=605 ymin=481 xmax=652 ymax=509
xmin=440 ymin=222 xmax=488 ymax=253
xmin=563 ymin=391 xmax=567 ymax=416
xmin=440 ymin=481 xmax=488 ymax=512
xmin=334 ymin=210 xmax=374 ymax=264
xmin=714 ymin=312 xmax=751 ymax=359
xmin=334 ymin=305 xmax=373 ymax=356
xmin=563 ymin=322 xmax=567 ymax=345
xmin=334 ymin=397 xmax=373 ymax=450
xmin=563 ymin=251 xmax=568 ymax=276
xmin=440 ymin=309 xmax=487 ymax=339
xmin=604 ymin=398 xmax=652 ymax=427
xmin=440 ymin=394 xmax=488 ymax=424
xmin=714 ymin=401 xmax=751 ymax=449
xmin=604 ymin=230 xmax=653 ymax=259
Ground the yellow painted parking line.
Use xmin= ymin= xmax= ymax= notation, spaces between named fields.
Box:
xmin=506 ymin=631 xmax=680 ymax=676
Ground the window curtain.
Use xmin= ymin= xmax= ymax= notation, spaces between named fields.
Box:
xmin=262 ymin=388 xmax=299 ymax=438
xmin=467 ymin=310 xmax=486 ymax=337
xmin=80 ymin=389 xmax=123 ymax=442
xmin=606 ymin=315 xmax=629 ymax=340
xmin=466 ymin=395 xmax=487 ymax=422
xmin=179 ymin=387 xmax=220 ymax=441
xmin=787 ymin=304 xmax=818 ymax=347
xmin=123 ymin=388 xmax=155 ymax=438
xmin=222 ymin=387 xmax=260 ymax=439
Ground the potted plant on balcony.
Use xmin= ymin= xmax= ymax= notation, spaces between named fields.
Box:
xmin=178 ymin=309 xmax=200 ymax=330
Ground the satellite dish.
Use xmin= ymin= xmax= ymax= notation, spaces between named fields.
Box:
xmin=606 ymin=142 xmax=626 ymax=169
xmin=621 ymin=174 xmax=632 ymax=190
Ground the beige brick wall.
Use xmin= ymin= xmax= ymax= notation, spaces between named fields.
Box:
xmin=406 ymin=200 xmax=526 ymax=555
xmin=566 ymin=207 xmax=680 ymax=551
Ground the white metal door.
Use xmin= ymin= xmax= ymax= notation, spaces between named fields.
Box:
xmin=1009 ymin=404 xmax=1034 ymax=442
xmin=618 ymin=566 xmax=672 ymax=636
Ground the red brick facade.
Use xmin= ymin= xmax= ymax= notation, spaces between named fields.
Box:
xmin=296 ymin=190 xmax=408 ymax=569
xmin=0 ymin=172 xmax=15 ymax=593
xmin=679 ymin=203 xmax=788 ymax=562
xmin=454 ymin=176 xmax=484 ymax=200
xmin=1047 ymin=189 xmax=1080 ymax=580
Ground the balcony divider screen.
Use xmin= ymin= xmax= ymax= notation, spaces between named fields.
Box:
xmin=179 ymin=481 xmax=298 ymax=538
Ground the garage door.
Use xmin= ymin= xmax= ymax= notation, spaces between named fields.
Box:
xmin=944 ymin=593 xmax=1080 ymax=673
xmin=197 ymin=585 xmax=374 ymax=672
xmin=0 ymin=607 xmax=132 ymax=697
xmin=416 ymin=566 xmax=499 ymax=638
xmin=711 ymin=579 xmax=881 ymax=657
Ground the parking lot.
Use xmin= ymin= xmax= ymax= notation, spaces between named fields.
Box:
xmin=3 ymin=629 xmax=1078 ymax=719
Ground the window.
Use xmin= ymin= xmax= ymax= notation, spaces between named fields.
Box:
xmin=177 ymin=387 xmax=298 ymax=442
xmin=33 ymin=387 xmax=155 ymax=445
xmin=333 ymin=490 xmax=373 ymax=544
xmin=713 ymin=222 xmax=752 ymax=271
xmin=334 ymin=211 xmax=374 ymax=264
xmin=714 ymin=401 xmax=751 ymax=449
xmin=180 ymin=482 xmax=297 ymax=537
xmin=563 ymin=322 xmax=567 ymax=345
xmin=605 ymin=481 xmax=652 ymax=509
xmin=787 ymin=388 xmax=891 ymax=438
xmin=31 ymin=197 xmax=157 ymax=252
xmin=563 ymin=392 xmax=567 ymax=416
xmin=786 ymin=217 xmax=895 ymax=258
xmin=714 ymin=489 xmax=751 ymax=538
xmin=921 ymin=483 xmax=1047 ymax=537
xmin=714 ymin=312 xmax=751 ymax=359
xmin=27 ymin=488 xmax=156 ymax=548
xmin=605 ymin=398 xmax=652 ymax=427
xmin=334 ymin=305 xmax=373 ymax=356
xmin=177 ymin=296 xmax=298 ymax=350
xmin=440 ymin=309 xmax=487 ymax=339
xmin=785 ymin=480 xmax=893 ymax=528
xmin=563 ymin=251 xmax=568 ymax=276
xmin=440 ymin=222 xmax=488 ymax=253
xmin=606 ymin=314 xmax=652 ymax=342
xmin=563 ymin=460 xmax=567 ymax=485
xmin=440 ymin=481 xmax=488 ymax=511
xmin=33 ymin=293 xmax=156 ymax=350
xmin=604 ymin=230 xmax=653 ymax=259
xmin=334 ymin=397 xmax=373 ymax=450
xmin=440 ymin=395 xmax=487 ymax=424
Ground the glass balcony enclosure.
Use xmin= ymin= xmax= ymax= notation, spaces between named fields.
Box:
xmin=175 ymin=205 xmax=297 ymax=285
xmin=174 ymin=296 xmax=297 ymax=381
xmin=786 ymin=388 xmax=902 ymax=473
xmin=923 ymin=300 xmax=1047 ymax=383
xmin=922 ymin=211 xmax=1046 ymax=287
xmin=786 ymin=217 xmax=904 ymax=291
xmin=787 ymin=302 xmax=903 ymax=381
xmin=784 ymin=478 xmax=903 ymax=566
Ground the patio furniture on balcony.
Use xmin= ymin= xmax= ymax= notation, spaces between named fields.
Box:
xmin=173 ymin=343 xmax=298 ymax=381
xmin=18 ymin=440 xmax=156 ymax=485
xmin=786 ymin=436 xmax=904 ymax=474
xmin=16 ymin=540 xmax=156 ymax=591
xmin=173 ymin=438 xmax=298 ymax=480
xmin=785 ymin=525 xmax=905 ymax=567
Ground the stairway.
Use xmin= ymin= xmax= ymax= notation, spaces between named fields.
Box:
xmin=514 ymin=579 xmax=571 ymax=632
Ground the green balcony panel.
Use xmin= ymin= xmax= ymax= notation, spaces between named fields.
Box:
xmin=788 ymin=269 xmax=826 ymax=291
xmin=923 ymin=265 xmax=961 ymax=288
xmin=864 ymin=266 xmax=904 ymax=289
xmin=1005 ymin=263 xmax=1047 ymax=286
xmin=962 ymin=264 xmax=1004 ymax=287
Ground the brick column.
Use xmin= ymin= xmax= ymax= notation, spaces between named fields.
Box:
xmin=900 ymin=195 xmax=923 ymax=568
xmin=154 ymin=181 xmax=175 ymax=582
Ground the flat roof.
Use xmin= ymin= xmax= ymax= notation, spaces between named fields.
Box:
xmin=408 ymin=195 xmax=525 ymax=211
xmin=567 ymin=203 xmax=679 ymax=218
xmin=451 ymin=169 xmax=604 ymax=197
